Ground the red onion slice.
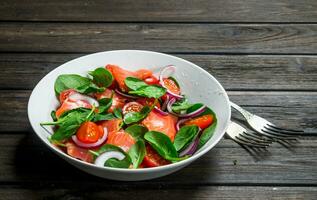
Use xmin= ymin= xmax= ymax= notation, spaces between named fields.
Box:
xmin=72 ymin=127 xmax=108 ymax=148
xmin=69 ymin=93 xmax=99 ymax=107
xmin=176 ymin=118 xmax=190 ymax=132
xmin=179 ymin=137 xmax=199 ymax=157
xmin=167 ymin=98 xmax=206 ymax=118
xmin=154 ymin=106 xmax=169 ymax=116
xmin=95 ymin=151 xmax=125 ymax=167
xmin=161 ymin=94 xmax=170 ymax=111
xmin=159 ymin=65 xmax=183 ymax=99
xmin=115 ymin=89 xmax=139 ymax=99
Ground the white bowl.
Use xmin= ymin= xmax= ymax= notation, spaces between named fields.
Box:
xmin=28 ymin=50 xmax=231 ymax=181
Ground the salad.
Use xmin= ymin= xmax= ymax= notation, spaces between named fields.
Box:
xmin=41 ymin=64 xmax=217 ymax=169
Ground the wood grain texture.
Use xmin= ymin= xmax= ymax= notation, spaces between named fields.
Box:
xmin=1 ymin=0 xmax=317 ymax=22
xmin=1 ymin=23 xmax=317 ymax=54
xmin=0 ymin=133 xmax=316 ymax=185
xmin=1 ymin=90 xmax=316 ymax=132
xmin=0 ymin=187 xmax=316 ymax=200
xmin=1 ymin=54 xmax=316 ymax=91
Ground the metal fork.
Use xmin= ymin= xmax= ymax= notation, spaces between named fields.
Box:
xmin=226 ymin=121 xmax=273 ymax=148
xmin=230 ymin=101 xmax=303 ymax=139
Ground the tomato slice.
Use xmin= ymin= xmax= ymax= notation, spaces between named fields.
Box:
xmin=106 ymin=64 xmax=153 ymax=92
xmin=65 ymin=141 xmax=94 ymax=163
xmin=106 ymin=130 xmax=135 ymax=152
xmin=184 ymin=114 xmax=214 ymax=130
xmin=163 ymin=78 xmax=180 ymax=95
xmin=55 ymin=98 xmax=92 ymax=118
xmin=59 ymin=89 xmax=77 ymax=103
xmin=144 ymin=75 xmax=159 ymax=85
xmin=142 ymin=111 xmax=178 ymax=142
xmin=122 ymin=102 xmax=143 ymax=115
xmin=142 ymin=145 xmax=170 ymax=167
xmin=98 ymin=118 xmax=122 ymax=133
xmin=94 ymin=88 xmax=127 ymax=112
xmin=76 ymin=122 xmax=104 ymax=143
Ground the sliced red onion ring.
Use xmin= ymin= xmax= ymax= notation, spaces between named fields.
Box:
xmin=179 ymin=137 xmax=199 ymax=157
xmin=167 ymin=98 xmax=206 ymax=118
xmin=72 ymin=127 xmax=108 ymax=148
xmin=161 ymin=94 xmax=170 ymax=111
xmin=95 ymin=151 xmax=126 ymax=167
xmin=154 ymin=106 xmax=168 ymax=116
xmin=115 ymin=89 xmax=139 ymax=99
xmin=69 ymin=93 xmax=99 ymax=107
xmin=176 ymin=118 xmax=190 ymax=132
xmin=159 ymin=65 xmax=183 ymax=99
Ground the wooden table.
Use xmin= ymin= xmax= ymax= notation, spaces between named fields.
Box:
xmin=0 ymin=1 xmax=316 ymax=199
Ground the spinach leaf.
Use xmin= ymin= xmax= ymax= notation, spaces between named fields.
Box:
xmin=174 ymin=125 xmax=200 ymax=151
xmin=128 ymin=140 xmax=146 ymax=168
xmin=198 ymin=107 xmax=217 ymax=149
xmin=92 ymin=113 xmax=115 ymax=122
xmin=125 ymin=124 xmax=148 ymax=139
xmin=91 ymin=144 xmax=131 ymax=168
xmin=125 ymin=77 xmax=148 ymax=91
xmin=123 ymin=106 xmax=151 ymax=124
xmin=54 ymin=74 xmax=104 ymax=95
xmin=50 ymin=110 xmax=57 ymax=122
xmin=129 ymin=85 xmax=166 ymax=99
xmin=41 ymin=108 xmax=91 ymax=141
xmin=171 ymin=98 xmax=192 ymax=113
xmin=98 ymin=98 xmax=112 ymax=113
xmin=144 ymin=131 xmax=186 ymax=162
xmin=89 ymin=67 xmax=113 ymax=88
xmin=113 ymin=108 xmax=123 ymax=119
xmin=187 ymin=103 xmax=204 ymax=113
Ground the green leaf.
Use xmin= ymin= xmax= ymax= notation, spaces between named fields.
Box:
xmin=128 ymin=140 xmax=146 ymax=168
xmin=124 ymin=77 xmax=147 ymax=90
xmin=171 ymin=98 xmax=192 ymax=113
xmin=98 ymin=98 xmax=112 ymax=113
xmin=47 ymin=109 xmax=91 ymax=141
xmin=92 ymin=113 xmax=115 ymax=122
xmin=144 ymin=131 xmax=185 ymax=162
xmin=113 ymin=108 xmax=123 ymax=119
xmin=198 ymin=108 xmax=217 ymax=149
xmin=129 ymin=85 xmax=166 ymax=99
xmin=50 ymin=110 xmax=57 ymax=122
xmin=186 ymin=103 xmax=205 ymax=113
xmin=54 ymin=74 xmax=104 ymax=95
xmin=125 ymin=124 xmax=148 ymax=139
xmin=174 ymin=125 xmax=200 ymax=151
xmin=123 ymin=106 xmax=151 ymax=124
xmin=89 ymin=67 xmax=114 ymax=88
xmin=92 ymin=144 xmax=131 ymax=168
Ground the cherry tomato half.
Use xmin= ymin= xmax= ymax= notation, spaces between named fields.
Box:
xmin=76 ymin=122 xmax=104 ymax=143
xmin=184 ymin=114 xmax=214 ymax=130
xmin=122 ymin=102 xmax=143 ymax=115
xmin=163 ymin=78 xmax=180 ymax=95
xmin=142 ymin=145 xmax=170 ymax=167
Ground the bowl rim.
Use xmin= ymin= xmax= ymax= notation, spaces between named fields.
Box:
xmin=28 ymin=50 xmax=231 ymax=173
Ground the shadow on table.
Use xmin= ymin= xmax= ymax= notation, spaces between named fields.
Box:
xmin=13 ymin=131 xmax=218 ymax=199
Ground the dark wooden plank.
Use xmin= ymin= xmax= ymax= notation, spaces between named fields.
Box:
xmin=1 ymin=54 xmax=317 ymax=91
xmin=0 ymin=186 xmax=316 ymax=200
xmin=1 ymin=23 xmax=317 ymax=54
xmin=0 ymin=132 xmax=316 ymax=185
xmin=0 ymin=90 xmax=316 ymax=133
xmin=1 ymin=0 xmax=317 ymax=22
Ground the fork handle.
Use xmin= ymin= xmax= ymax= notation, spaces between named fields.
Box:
xmin=230 ymin=101 xmax=254 ymax=120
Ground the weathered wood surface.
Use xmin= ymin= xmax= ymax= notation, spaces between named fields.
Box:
xmin=1 ymin=23 xmax=317 ymax=54
xmin=0 ymin=187 xmax=317 ymax=200
xmin=1 ymin=54 xmax=316 ymax=91
xmin=0 ymin=133 xmax=316 ymax=185
xmin=1 ymin=90 xmax=316 ymax=133
xmin=1 ymin=0 xmax=317 ymax=23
